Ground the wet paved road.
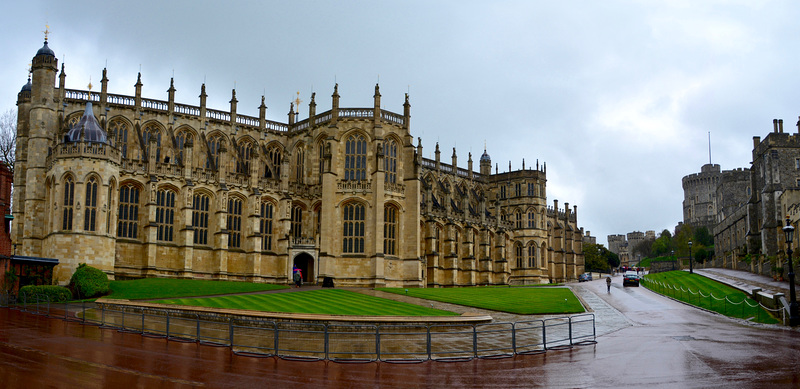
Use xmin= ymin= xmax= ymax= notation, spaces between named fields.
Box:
xmin=2 ymin=275 xmax=800 ymax=388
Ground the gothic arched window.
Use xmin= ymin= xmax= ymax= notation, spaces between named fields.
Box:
xmin=192 ymin=193 xmax=210 ymax=245
xmin=62 ymin=177 xmax=75 ymax=231
xmin=228 ymin=197 xmax=243 ymax=248
xmin=384 ymin=204 xmax=397 ymax=255
xmin=118 ymin=184 xmax=139 ymax=238
xmin=344 ymin=134 xmax=367 ymax=181
xmin=237 ymin=141 xmax=252 ymax=174
xmin=264 ymin=144 xmax=282 ymax=178
xmin=343 ymin=202 xmax=365 ymax=253
xmin=156 ymin=188 xmax=176 ymax=242
xmin=384 ymin=139 xmax=397 ymax=184
xmin=206 ymin=134 xmax=222 ymax=170
xmin=142 ymin=125 xmax=162 ymax=162
xmin=260 ymin=200 xmax=274 ymax=251
xmin=84 ymin=177 xmax=98 ymax=231
xmin=291 ymin=205 xmax=303 ymax=239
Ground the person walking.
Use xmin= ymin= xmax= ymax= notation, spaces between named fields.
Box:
xmin=606 ymin=275 xmax=612 ymax=292
xmin=293 ymin=266 xmax=302 ymax=288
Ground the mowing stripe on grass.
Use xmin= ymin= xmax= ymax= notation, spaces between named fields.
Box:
xmin=152 ymin=289 xmax=460 ymax=316
xmin=108 ymin=278 xmax=288 ymax=300
xmin=378 ymin=286 xmax=584 ymax=315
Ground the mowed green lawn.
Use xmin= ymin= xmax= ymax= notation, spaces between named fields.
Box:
xmin=642 ymin=271 xmax=778 ymax=324
xmin=378 ymin=286 xmax=584 ymax=315
xmin=152 ymin=289 xmax=460 ymax=316
xmin=108 ymin=278 xmax=288 ymax=300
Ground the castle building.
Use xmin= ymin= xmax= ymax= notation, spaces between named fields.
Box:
xmin=712 ymin=119 xmax=800 ymax=273
xmin=13 ymin=39 xmax=584 ymax=288
xmin=682 ymin=163 xmax=721 ymax=230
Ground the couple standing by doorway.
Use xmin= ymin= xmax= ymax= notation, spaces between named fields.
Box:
xmin=293 ymin=265 xmax=303 ymax=288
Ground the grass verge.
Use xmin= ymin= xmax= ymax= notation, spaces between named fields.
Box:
xmin=642 ymin=271 xmax=779 ymax=324
xmin=377 ymin=286 xmax=584 ymax=315
xmin=152 ymin=289 xmax=459 ymax=316
xmin=107 ymin=278 xmax=288 ymax=300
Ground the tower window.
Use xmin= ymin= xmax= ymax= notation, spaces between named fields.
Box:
xmin=343 ymin=202 xmax=365 ymax=253
xmin=117 ymin=184 xmax=139 ymax=238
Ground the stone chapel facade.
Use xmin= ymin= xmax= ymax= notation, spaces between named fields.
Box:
xmin=13 ymin=39 xmax=585 ymax=287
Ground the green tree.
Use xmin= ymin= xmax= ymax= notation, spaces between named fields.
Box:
xmin=583 ymin=243 xmax=618 ymax=272
xmin=651 ymin=229 xmax=674 ymax=257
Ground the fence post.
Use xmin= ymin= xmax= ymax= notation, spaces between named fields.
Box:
xmin=141 ymin=309 xmax=145 ymax=333
xmin=542 ymin=321 xmax=547 ymax=350
xmin=196 ymin=314 xmax=200 ymax=342
xmin=82 ymin=300 xmax=86 ymax=324
xmin=324 ymin=324 xmax=329 ymax=360
xmin=426 ymin=325 xmax=432 ymax=360
xmin=375 ymin=325 xmax=381 ymax=361
xmin=568 ymin=317 xmax=574 ymax=345
xmin=511 ymin=323 xmax=517 ymax=354
xmin=473 ymin=324 xmax=478 ymax=358
xmin=121 ymin=307 xmax=126 ymax=330
xmin=166 ymin=313 xmax=170 ymax=338
xmin=274 ymin=323 xmax=279 ymax=356
xmin=229 ymin=317 xmax=234 ymax=348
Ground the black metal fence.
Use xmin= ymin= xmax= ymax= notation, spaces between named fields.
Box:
xmin=2 ymin=293 xmax=596 ymax=363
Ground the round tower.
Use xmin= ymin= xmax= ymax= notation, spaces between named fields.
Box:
xmin=47 ymin=99 xmax=120 ymax=282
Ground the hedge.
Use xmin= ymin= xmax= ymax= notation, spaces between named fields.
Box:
xmin=19 ymin=285 xmax=73 ymax=302
xmin=69 ymin=264 xmax=110 ymax=299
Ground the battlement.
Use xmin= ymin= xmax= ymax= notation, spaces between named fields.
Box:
xmin=61 ymin=88 xmax=407 ymax=136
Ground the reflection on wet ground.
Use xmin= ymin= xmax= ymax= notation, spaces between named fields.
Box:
xmin=1 ymin=275 xmax=800 ymax=388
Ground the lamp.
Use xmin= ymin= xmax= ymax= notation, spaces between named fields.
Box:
xmin=782 ymin=217 xmax=798 ymax=326
xmin=688 ymin=241 xmax=693 ymax=275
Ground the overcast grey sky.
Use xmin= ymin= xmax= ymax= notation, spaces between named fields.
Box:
xmin=3 ymin=1 xmax=800 ymax=246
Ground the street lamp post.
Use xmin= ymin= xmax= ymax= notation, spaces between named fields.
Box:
xmin=782 ymin=218 xmax=799 ymax=326
xmin=688 ymin=241 xmax=693 ymax=274
xmin=671 ymin=250 xmax=675 ymax=271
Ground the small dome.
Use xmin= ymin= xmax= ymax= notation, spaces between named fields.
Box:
xmin=36 ymin=41 xmax=55 ymax=57
xmin=20 ymin=78 xmax=31 ymax=92
xmin=480 ymin=149 xmax=491 ymax=162
xmin=66 ymin=102 xmax=108 ymax=144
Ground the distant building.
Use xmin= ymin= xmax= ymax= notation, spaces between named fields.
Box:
xmin=582 ymin=231 xmax=596 ymax=245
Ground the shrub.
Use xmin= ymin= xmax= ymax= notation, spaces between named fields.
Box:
xmin=69 ymin=263 xmax=110 ymax=299
xmin=19 ymin=285 xmax=73 ymax=302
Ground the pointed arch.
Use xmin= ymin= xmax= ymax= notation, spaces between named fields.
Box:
xmin=263 ymin=141 xmax=284 ymax=179
xmin=343 ymin=131 xmax=368 ymax=181
xmin=259 ymin=196 xmax=278 ymax=251
xmin=118 ymin=180 xmax=143 ymax=239
xmin=227 ymin=192 xmax=246 ymax=249
xmin=342 ymin=199 xmax=367 ymax=253
xmin=174 ymin=125 xmax=197 ymax=166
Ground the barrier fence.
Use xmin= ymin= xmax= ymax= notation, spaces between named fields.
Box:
xmin=640 ymin=277 xmax=782 ymax=324
xmin=1 ymin=293 xmax=596 ymax=363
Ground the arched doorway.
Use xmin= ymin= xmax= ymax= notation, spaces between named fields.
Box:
xmin=293 ymin=253 xmax=314 ymax=283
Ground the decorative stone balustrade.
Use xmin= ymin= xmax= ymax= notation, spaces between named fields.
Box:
xmin=337 ymin=180 xmax=372 ymax=193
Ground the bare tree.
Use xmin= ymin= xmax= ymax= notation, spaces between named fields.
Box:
xmin=0 ymin=109 xmax=16 ymax=173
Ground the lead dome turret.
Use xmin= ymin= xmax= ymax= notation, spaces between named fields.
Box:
xmin=65 ymin=101 xmax=107 ymax=143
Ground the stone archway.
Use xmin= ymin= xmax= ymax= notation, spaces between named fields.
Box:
xmin=293 ymin=253 xmax=314 ymax=283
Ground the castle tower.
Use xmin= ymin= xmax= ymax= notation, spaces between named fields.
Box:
xmin=47 ymin=98 xmax=119 ymax=282
xmin=19 ymin=37 xmax=58 ymax=258
xmin=479 ymin=148 xmax=491 ymax=176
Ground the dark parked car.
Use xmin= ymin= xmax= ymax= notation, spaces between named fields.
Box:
xmin=623 ymin=271 xmax=640 ymax=286
xmin=578 ymin=273 xmax=592 ymax=282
